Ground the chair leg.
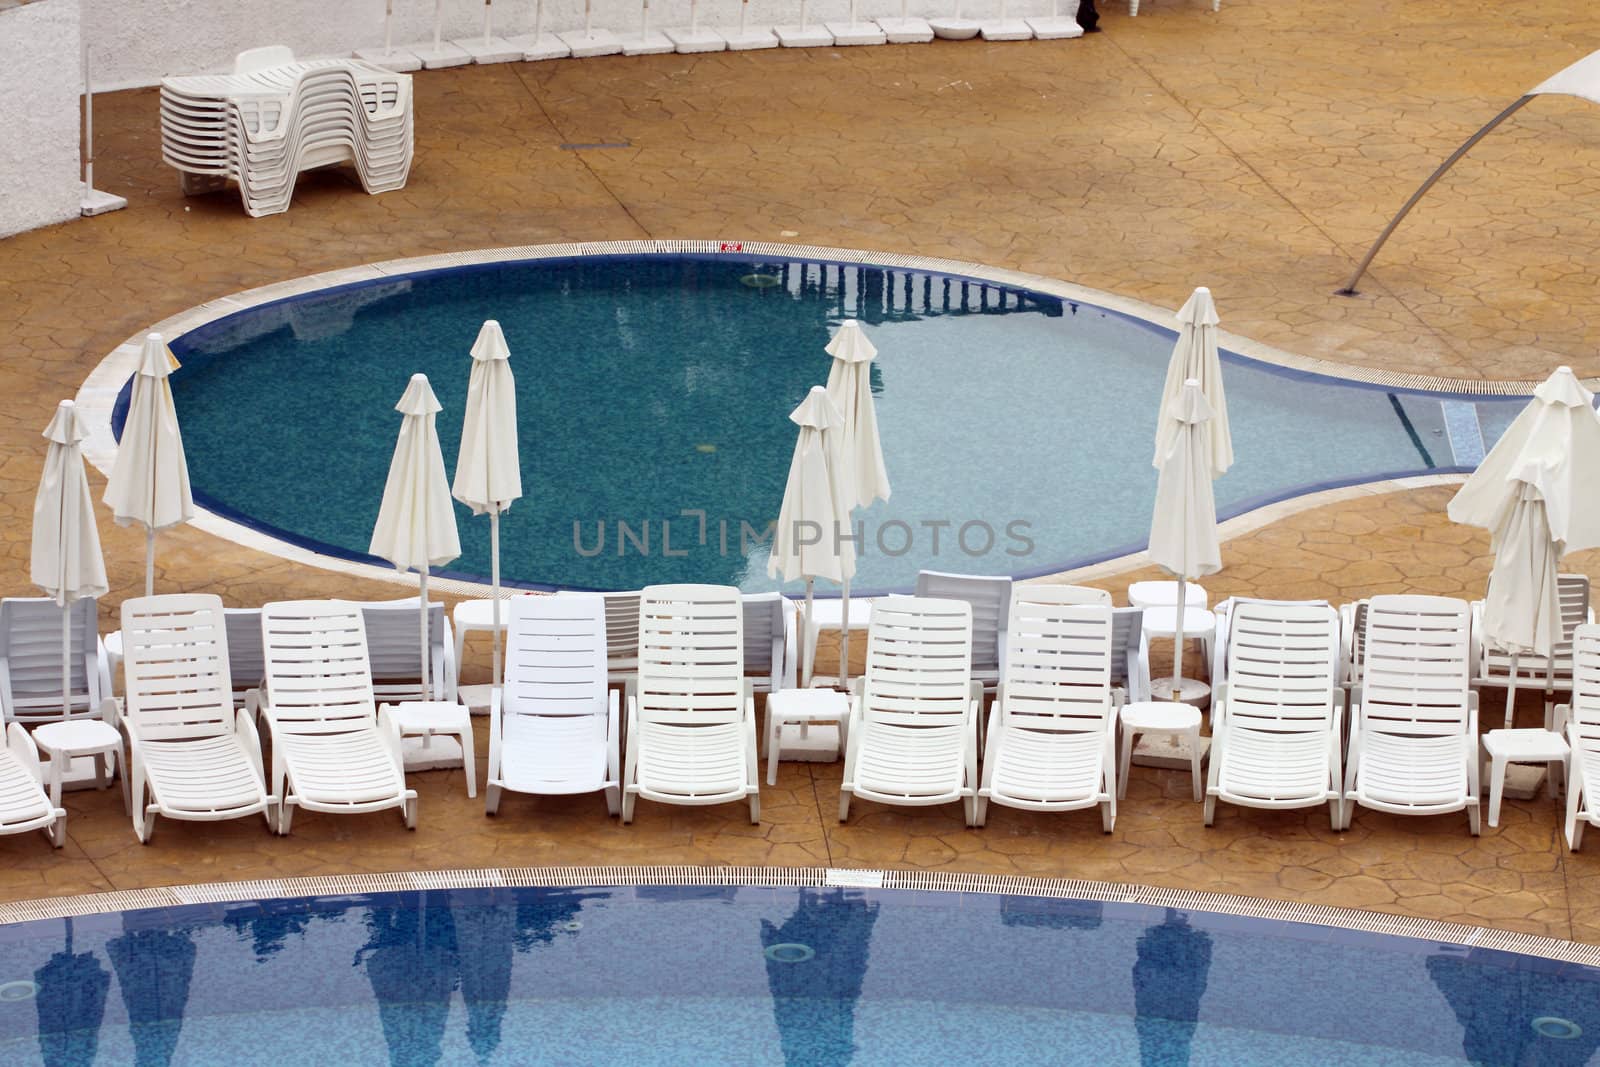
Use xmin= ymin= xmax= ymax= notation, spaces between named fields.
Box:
xmin=1100 ymin=799 xmax=1115 ymax=833
xmin=1187 ymin=725 xmax=1202 ymax=802
xmin=1117 ymin=725 xmax=1134 ymax=800
xmin=621 ymin=788 xmax=637 ymax=824
xmin=458 ymin=726 xmax=477 ymax=799
xmin=404 ymin=795 xmax=418 ymax=830
xmin=838 ymin=787 xmax=852 ymax=823
xmin=1486 ymin=754 xmax=1507 ymax=829
xmin=485 ymin=783 xmax=502 ymax=816
xmin=603 ymin=784 xmax=620 ymax=817
xmin=1567 ymin=762 xmax=1585 ymax=851
xmin=48 ymin=812 xmax=66 ymax=849
xmin=973 ymin=793 xmax=989 ymax=828
xmin=1129 ymin=0 xmax=1138 ymax=14
xmin=278 ymin=800 xmax=295 ymax=836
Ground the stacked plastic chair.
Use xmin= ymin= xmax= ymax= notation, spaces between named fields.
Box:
xmin=160 ymin=46 xmax=413 ymax=218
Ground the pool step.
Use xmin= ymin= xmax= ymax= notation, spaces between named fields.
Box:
xmin=1441 ymin=400 xmax=1486 ymax=467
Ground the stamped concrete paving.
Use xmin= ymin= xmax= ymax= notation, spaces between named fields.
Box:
xmin=2 ymin=0 xmax=1600 ymax=942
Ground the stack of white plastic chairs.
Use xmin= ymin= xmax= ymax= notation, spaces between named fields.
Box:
xmin=160 ymin=46 xmax=413 ymax=218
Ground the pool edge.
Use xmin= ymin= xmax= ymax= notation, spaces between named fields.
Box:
xmin=5 ymin=864 xmax=1598 ymax=963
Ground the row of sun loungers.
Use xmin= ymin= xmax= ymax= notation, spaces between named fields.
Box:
xmin=0 ymin=581 xmax=1596 ymax=855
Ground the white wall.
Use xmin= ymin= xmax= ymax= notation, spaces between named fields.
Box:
xmin=0 ymin=0 xmax=82 ymax=239
xmin=82 ymin=0 xmax=1041 ymax=90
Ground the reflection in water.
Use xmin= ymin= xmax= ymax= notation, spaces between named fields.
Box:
xmin=105 ymin=920 xmax=198 ymax=1067
xmin=761 ymin=888 xmax=880 ymax=1067
xmin=33 ymin=918 xmax=110 ymax=1067
xmin=999 ymin=895 xmax=1104 ymax=932
xmin=357 ymin=899 xmax=459 ymax=1067
xmin=456 ymin=902 xmax=514 ymax=1065
xmin=1428 ymin=949 xmax=1600 ymax=1066
xmin=223 ymin=903 xmax=315 ymax=962
xmin=1132 ymin=910 xmax=1213 ymax=1067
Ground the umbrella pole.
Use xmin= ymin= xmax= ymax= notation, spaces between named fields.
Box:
xmin=419 ymin=568 xmax=432 ymax=703
xmin=144 ymin=527 xmax=155 ymax=598
xmin=433 ymin=0 xmax=444 ymax=53
xmin=802 ymin=578 xmax=815 ymax=688
xmin=535 ymin=0 xmax=544 ymax=41
xmin=800 ymin=0 xmax=809 ymax=31
xmin=1505 ymin=654 xmax=1518 ymax=729
xmin=1170 ymin=578 xmax=1187 ymax=702
xmin=484 ymin=0 xmax=494 ymax=46
xmin=385 ymin=0 xmax=394 ymax=55
xmin=62 ymin=603 xmax=71 ymax=718
xmin=839 ymin=578 xmax=851 ymax=690
xmin=490 ymin=511 xmax=502 ymax=691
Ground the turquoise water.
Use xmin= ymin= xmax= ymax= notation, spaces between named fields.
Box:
xmin=160 ymin=255 xmax=1527 ymax=591
xmin=1 ymin=886 xmax=1595 ymax=1066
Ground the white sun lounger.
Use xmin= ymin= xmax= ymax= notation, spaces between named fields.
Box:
xmin=1341 ymin=595 xmax=1480 ymax=835
xmin=1559 ymin=623 xmax=1600 ymax=851
xmin=121 ymin=595 xmax=275 ymax=843
xmin=0 ymin=723 xmax=66 ymax=847
xmin=557 ymin=589 xmax=643 ymax=697
xmin=487 ymin=594 xmax=619 ymax=816
xmin=623 ymin=585 xmax=759 ymax=824
xmin=977 ymin=588 xmax=1118 ymax=830
xmin=0 ymin=597 xmax=113 ymax=726
xmin=1470 ymin=573 xmax=1593 ymax=729
xmin=1205 ymin=599 xmax=1342 ymax=829
xmin=840 ymin=596 xmax=979 ymax=825
xmin=259 ymin=601 xmax=416 ymax=834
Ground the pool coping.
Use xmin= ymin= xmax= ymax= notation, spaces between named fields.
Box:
xmin=5 ymin=865 xmax=1598 ymax=966
xmin=73 ymin=239 xmax=1569 ymax=599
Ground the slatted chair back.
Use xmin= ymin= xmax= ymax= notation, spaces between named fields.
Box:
xmin=121 ymin=594 xmax=235 ymax=741
xmin=1360 ymin=595 xmax=1472 ymax=738
xmin=261 ymin=602 xmax=376 ymax=733
xmin=504 ymin=595 xmax=609 ymax=720
xmin=0 ymin=598 xmax=103 ymax=724
xmin=637 ymin=585 xmax=745 ymax=726
xmin=999 ymin=588 xmax=1113 ymax=734
xmin=914 ymin=571 xmax=1010 ymax=679
xmin=861 ymin=597 xmax=974 ymax=727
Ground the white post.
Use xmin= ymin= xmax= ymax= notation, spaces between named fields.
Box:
xmin=385 ymin=0 xmax=395 ymax=54
xmin=82 ymin=37 xmax=94 ymax=195
xmin=535 ymin=0 xmax=545 ymax=40
xmin=838 ymin=578 xmax=851 ymax=690
xmin=61 ymin=603 xmax=72 ymax=718
xmin=484 ymin=0 xmax=494 ymax=45
xmin=1170 ymin=578 xmax=1187 ymax=701
xmin=1505 ymin=653 xmax=1519 ymax=729
xmin=802 ymin=577 xmax=815 ymax=688
xmin=691 ymin=0 xmax=699 ymax=33
xmin=799 ymin=0 xmax=809 ymax=30
xmin=144 ymin=528 xmax=156 ymax=599
xmin=419 ymin=569 xmax=432 ymax=703
xmin=433 ymin=0 xmax=445 ymax=52
xmin=739 ymin=0 xmax=748 ymax=36
xmin=585 ymin=0 xmax=594 ymax=36
xmin=848 ymin=0 xmax=856 ymax=27
xmin=490 ymin=511 xmax=503 ymax=691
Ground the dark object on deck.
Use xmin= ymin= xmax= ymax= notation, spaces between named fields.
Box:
xmin=1077 ymin=0 xmax=1100 ymax=31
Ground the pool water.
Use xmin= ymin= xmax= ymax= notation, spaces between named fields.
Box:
xmin=161 ymin=254 xmax=1527 ymax=592
xmin=0 ymin=885 xmax=1595 ymax=1066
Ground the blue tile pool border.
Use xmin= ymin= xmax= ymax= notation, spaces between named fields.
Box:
xmin=82 ymin=240 xmax=1584 ymax=598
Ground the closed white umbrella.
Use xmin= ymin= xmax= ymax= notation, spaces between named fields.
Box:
xmin=371 ymin=374 xmax=462 ymax=702
xmin=1153 ymin=288 xmax=1233 ymax=479
xmin=103 ymin=333 xmax=193 ymax=597
xmin=769 ymin=386 xmax=853 ymax=687
xmin=452 ymin=320 xmax=522 ymax=694
xmin=823 ymin=320 xmax=890 ymax=680
xmin=1148 ymin=380 xmax=1223 ymax=701
xmin=32 ymin=401 xmax=109 ymax=718
xmin=1447 ymin=366 xmax=1600 ymax=724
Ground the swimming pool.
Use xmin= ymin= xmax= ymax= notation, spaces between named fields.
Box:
xmin=1 ymin=879 xmax=1596 ymax=1066
xmin=150 ymin=249 xmax=1529 ymax=592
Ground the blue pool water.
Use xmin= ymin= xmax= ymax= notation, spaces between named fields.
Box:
xmin=158 ymin=254 xmax=1529 ymax=592
xmin=1 ymin=885 xmax=1596 ymax=1066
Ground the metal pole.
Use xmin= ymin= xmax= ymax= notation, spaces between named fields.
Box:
xmin=419 ymin=569 xmax=432 ymax=702
xmin=1337 ymin=96 xmax=1534 ymax=296
xmin=1505 ymin=653 xmax=1519 ymax=729
xmin=802 ymin=577 xmax=815 ymax=688
xmin=145 ymin=528 xmax=155 ymax=598
xmin=1171 ymin=578 xmax=1187 ymax=702
xmin=433 ymin=0 xmax=444 ymax=52
xmin=484 ymin=0 xmax=493 ymax=45
xmin=62 ymin=603 xmax=72 ymax=718
xmin=82 ymin=37 xmax=94 ymax=194
xmin=490 ymin=511 xmax=502 ymax=691
xmin=385 ymin=0 xmax=394 ymax=55
xmin=838 ymin=578 xmax=851 ymax=689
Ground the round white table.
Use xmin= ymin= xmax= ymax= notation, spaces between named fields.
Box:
xmin=1118 ymin=700 xmax=1203 ymax=801
xmin=34 ymin=719 xmax=129 ymax=816
xmin=1127 ymin=581 xmax=1208 ymax=611
xmin=1141 ymin=605 xmax=1217 ymax=704
xmin=765 ymin=688 xmax=851 ymax=784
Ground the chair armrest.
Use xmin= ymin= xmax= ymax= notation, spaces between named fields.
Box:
xmin=99 ymin=696 xmax=121 ymax=727
xmin=235 ymin=706 xmax=269 ymax=792
xmin=6 ymin=721 xmax=45 ymax=783
xmin=1553 ymin=702 xmax=1570 ymax=735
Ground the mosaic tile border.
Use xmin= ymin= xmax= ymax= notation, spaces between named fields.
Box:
xmin=4 ymin=866 xmax=1598 ymax=964
xmin=74 ymin=240 xmax=1561 ymax=598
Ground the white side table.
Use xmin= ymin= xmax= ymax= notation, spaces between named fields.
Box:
xmin=1142 ymin=605 xmax=1217 ymax=705
xmin=34 ymin=719 xmax=129 ymax=819
xmin=453 ymin=598 xmax=509 ymax=714
xmin=1483 ymin=728 xmax=1568 ymax=828
xmin=1118 ymin=701 xmax=1203 ymax=801
xmin=804 ymin=598 xmax=877 ymax=686
xmin=766 ymin=688 xmax=851 ymax=785
xmin=387 ymin=701 xmax=477 ymax=798
xmin=1127 ymin=581 xmax=1209 ymax=610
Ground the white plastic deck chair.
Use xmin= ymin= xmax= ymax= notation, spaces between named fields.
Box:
xmin=1110 ymin=606 xmax=1151 ymax=705
xmin=487 ymin=594 xmax=618 ymax=816
xmin=622 ymin=585 xmax=758 ymax=824
xmin=359 ymin=598 xmax=456 ymax=703
xmin=1204 ymin=599 xmax=1342 ymax=829
xmin=840 ymin=596 xmax=978 ymax=825
xmin=1341 ymin=595 xmax=1480 ymax=834
xmin=0 ymin=723 xmax=66 ymax=847
xmin=121 ymin=594 xmax=274 ymax=842
xmin=914 ymin=571 xmax=1011 ymax=690
xmin=1560 ymin=623 xmax=1600 ymax=850
xmin=977 ymin=590 xmax=1118 ymax=831
xmin=1471 ymin=574 xmax=1593 ymax=729
xmin=258 ymin=601 xmax=416 ymax=834
xmin=226 ymin=607 xmax=267 ymax=712
xmin=558 ymin=589 xmax=642 ymax=697
xmin=1338 ymin=600 xmax=1370 ymax=692
xmin=0 ymin=598 xmax=112 ymax=726
xmin=743 ymin=592 xmax=798 ymax=694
